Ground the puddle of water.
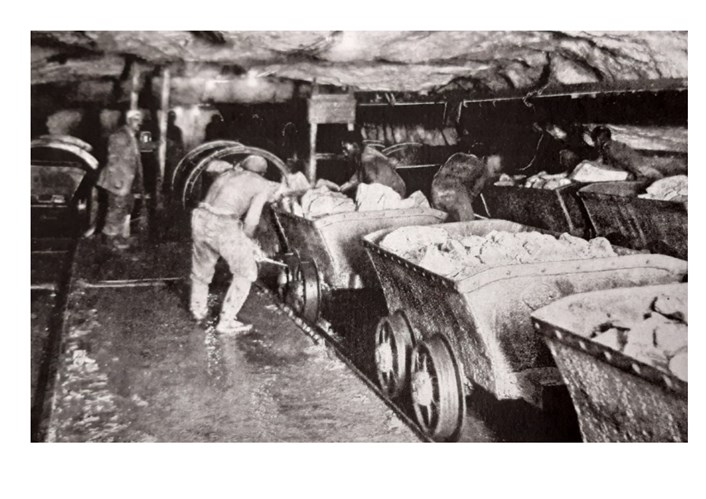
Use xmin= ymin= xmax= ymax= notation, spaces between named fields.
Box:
xmin=50 ymin=283 xmax=419 ymax=442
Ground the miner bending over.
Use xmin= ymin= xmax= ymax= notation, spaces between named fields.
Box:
xmin=339 ymin=130 xmax=407 ymax=198
xmin=431 ymin=152 xmax=503 ymax=222
xmin=591 ymin=126 xmax=664 ymax=181
xmin=190 ymin=155 xmax=294 ymax=334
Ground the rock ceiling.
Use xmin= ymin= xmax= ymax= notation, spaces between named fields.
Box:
xmin=31 ymin=30 xmax=688 ymax=102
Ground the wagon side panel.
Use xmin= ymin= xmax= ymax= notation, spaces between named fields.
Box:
xmin=631 ymin=198 xmax=688 ymax=259
xmin=272 ymin=211 xmax=338 ymax=286
xmin=468 ymin=265 xmax=687 ymax=400
xmin=316 ymin=211 xmax=447 ymax=289
xmin=579 ymin=183 xmax=687 ymax=259
xmin=545 ymin=338 xmax=687 ymax=442
xmin=366 ymin=249 xmax=495 ymax=391
xmin=481 ymin=184 xmax=589 ymax=236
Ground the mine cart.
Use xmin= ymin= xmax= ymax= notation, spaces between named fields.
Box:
xmin=531 ymin=283 xmax=687 ymax=442
xmin=271 ymin=207 xmax=447 ymax=323
xmin=362 ymin=220 xmax=688 ymax=441
xmin=271 ymin=140 xmax=445 ymax=323
xmin=478 ymin=183 xmax=591 ymax=237
xmin=578 ymin=181 xmax=687 ymax=259
xmin=31 ymin=135 xmax=100 ymax=238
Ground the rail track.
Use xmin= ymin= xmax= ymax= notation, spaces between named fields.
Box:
xmin=31 ymin=237 xmax=78 ymax=442
xmin=253 ymin=282 xmax=433 ymax=442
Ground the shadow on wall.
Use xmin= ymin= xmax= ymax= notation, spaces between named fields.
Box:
xmin=170 ymin=106 xmax=223 ymax=152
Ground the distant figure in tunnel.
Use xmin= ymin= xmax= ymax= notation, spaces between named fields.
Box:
xmin=165 ymin=110 xmax=184 ymax=186
xmin=339 ymin=130 xmax=407 ymax=198
xmin=430 ymin=151 xmax=503 ymax=222
xmin=205 ymin=113 xmax=227 ymax=142
xmin=190 ymin=155 xmax=302 ymax=334
xmin=96 ymin=109 xmax=145 ymax=249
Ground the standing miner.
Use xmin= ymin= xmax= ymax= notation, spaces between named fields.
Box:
xmin=339 ymin=130 xmax=407 ymax=198
xmin=190 ymin=155 xmax=301 ymax=334
xmin=96 ymin=109 xmax=145 ymax=249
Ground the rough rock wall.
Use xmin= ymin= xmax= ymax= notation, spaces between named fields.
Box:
xmin=31 ymin=31 xmax=688 ymax=98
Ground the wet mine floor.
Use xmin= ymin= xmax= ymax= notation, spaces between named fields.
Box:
xmin=31 ymin=237 xmax=75 ymax=439
xmin=42 ymin=239 xmax=419 ymax=442
xmin=35 ymin=236 xmax=581 ymax=443
xmin=31 ymin=290 xmax=55 ymax=404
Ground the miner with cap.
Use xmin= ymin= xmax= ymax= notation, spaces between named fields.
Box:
xmin=190 ymin=155 xmax=303 ymax=334
xmin=96 ymin=109 xmax=145 ymax=249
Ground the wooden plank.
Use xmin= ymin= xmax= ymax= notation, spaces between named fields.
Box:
xmin=307 ymin=123 xmax=318 ymax=183
xmin=156 ymin=67 xmax=170 ymax=208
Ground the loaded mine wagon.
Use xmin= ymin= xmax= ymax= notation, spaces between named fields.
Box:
xmin=363 ymin=220 xmax=686 ymax=440
xmin=160 ymin=87 xmax=689 ymax=442
xmin=31 ymin=30 xmax=688 ymax=445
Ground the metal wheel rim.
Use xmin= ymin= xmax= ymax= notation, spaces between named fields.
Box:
xmin=277 ymin=253 xmax=299 ymax=299
xmin=170 ymin=140 xmax=242 ymax=190
xmin=287 ymin=259 xmax=320 ymax=324
xmin=410 ymin=334 xmax=465 ymax=441
xmin=381 ymin=142 xmax=424 ymax=167
xmin=363 ymin=140 xmax=385 ymax=151
xmin=181 ymin=145 xmax=290 ymax=209
xmin=375 ymin=311 xmax=415 ymax=398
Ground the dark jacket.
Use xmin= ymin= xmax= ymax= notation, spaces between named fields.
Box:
xmin=97 ymin=125 xmax=144 ymax=196
xmin=347 ymin=145 xmax=407 ymax=198
xmin=430 ymin=152 xmax=488 ymax=222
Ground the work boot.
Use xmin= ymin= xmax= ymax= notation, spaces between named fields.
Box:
xmin=215 ymin=318 xmax=253 ymax=335
xmin=190 ymin=281 xmax=210 ymax=322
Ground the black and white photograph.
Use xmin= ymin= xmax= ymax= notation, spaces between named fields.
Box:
xmin=10 ymin=4 xmax=703 ymax=496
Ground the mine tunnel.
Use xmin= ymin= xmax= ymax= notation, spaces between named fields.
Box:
xmin=30 ymin=31 xmax=688 ymax=446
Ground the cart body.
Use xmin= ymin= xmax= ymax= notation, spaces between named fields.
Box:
xmin=531 ymin=283 xmax=687 ymax=441
xmin=578 ymin=181 xmax=687 ymax=259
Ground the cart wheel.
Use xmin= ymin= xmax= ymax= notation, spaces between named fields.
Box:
xmin=410 ymin=334 xmax=466 ymax=441
xmin=287 ymin=259 xmax=321 ymax=323
xmin=375 ymin=310 xmax=416 ymax=398
xmin=278 ymin=253 xmax=300 ymax=300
